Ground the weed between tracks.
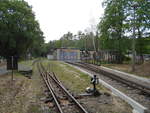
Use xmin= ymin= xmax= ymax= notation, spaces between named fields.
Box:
xmin=41 ymin=60 xmax=132 ymax=113
xmin=42 ymin=61 xmax=106 ymax=93
xmin=0 ymin=60 xmax=132 ymax=113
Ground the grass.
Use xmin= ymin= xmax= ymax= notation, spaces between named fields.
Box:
xmin=27 ymin=104 xmax=42 ymax=113
xmin=0 ymin=63 xmax=47 ymax=113
xmin=42 ymin=60 xmax=108 ymax=94
xmin=41 ymin=61 xmax=132 ymax=113
xmin=0 ymin=73 xmax=30 ymax=113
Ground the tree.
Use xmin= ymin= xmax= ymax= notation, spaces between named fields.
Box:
xmin=60 ymin=32 xmax=74 ymax=48
xmin=125 ymin=0 xmax=150 ymax=57
xmin=98 ymin=0 xmax=126 ymax=52
xmin=0 ymin=0 xmax=44 ymax=58
xmin=98 ymin=0 xmax=150 ymax=64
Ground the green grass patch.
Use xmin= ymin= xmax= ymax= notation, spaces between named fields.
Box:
xmin=42 ymin=60 xmax=107 ymax=94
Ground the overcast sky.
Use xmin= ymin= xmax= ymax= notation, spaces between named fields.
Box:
xmin=25 ymin=0 xmax=104 ymax=42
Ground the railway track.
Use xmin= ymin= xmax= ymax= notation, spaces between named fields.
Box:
xmin=37 ymin=62 xmax=89 ymax=113
xmin=66 ymin=61 xmax=150 ymax=110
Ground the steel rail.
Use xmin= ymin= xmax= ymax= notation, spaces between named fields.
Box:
xmin=39 ymin=62 xmax=89 ymax=113
xmin=45 ymin=73 xmax=64 ymax=113
xmin=85 ymin=63 xmax=150 ymax=95
xmin=41 ymin=72 xmax=63 ymax=113
xmin=47 ymin=72 xmax=89 ymax=113
xmin=66 ymin=62 xmax=150 ymax=95
xmin=37 ymin=62 xmax=63 ymax=113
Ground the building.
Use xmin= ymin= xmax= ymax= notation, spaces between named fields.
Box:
xmin=47 ymin=54 xmax=54 ymax=60
xmin=54 ymin=48 xmax=80 ymax=62
xmin=47 ymin=49 xmax=54 ymax=60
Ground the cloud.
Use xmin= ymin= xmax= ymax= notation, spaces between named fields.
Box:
xmin=25 ymin=0 xmax=104 ymax=42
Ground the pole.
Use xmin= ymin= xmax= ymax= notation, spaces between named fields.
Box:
xmin=11 ymin=56 xmax=14 ymax=83
xmin=85 ymin=36 xmax=87 ymax=63
xmin=92 ymin=35 xmax=96 ymax=52
xmin=132 ymin=5 xmax=136 ymax=72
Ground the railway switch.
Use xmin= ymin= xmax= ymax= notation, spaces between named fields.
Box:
xmin=88 ymin=75 xmax=100 ymax=96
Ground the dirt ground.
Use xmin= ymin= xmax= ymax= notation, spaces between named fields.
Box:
xmin=43 ymin=60 xmax=133 ymax=113
xmin=103 ymin=61 xmax=150 ymax=78
xmin=0 ymin=66 xmax=49 ymax=113
xmin=79 ymin=94 xmax=132 ymax=113
xmin=135 ymin=61 xmax=150 ymax=77
xmin=0 ymin=60 xmax=133 ymax=113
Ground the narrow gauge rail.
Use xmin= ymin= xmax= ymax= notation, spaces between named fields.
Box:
xmin=66 ymin=62 xmax=150 ymax=110
xmin=37 ymin=62 xmax=88 ymax=113
xmin=67 ymin=62 xmax=150 ymax=95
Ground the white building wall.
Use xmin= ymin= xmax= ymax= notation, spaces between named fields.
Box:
xmin=47 ymin=55 xmax=53 ymax=60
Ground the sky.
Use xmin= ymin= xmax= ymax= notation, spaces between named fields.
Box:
xmin=25 ymin=0 xmax=104 ymax=42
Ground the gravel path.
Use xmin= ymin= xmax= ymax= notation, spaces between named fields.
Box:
xmin=100 ymin=66 xmax=150 ymax=84
xmin=86 ymin=63 xmax=150 ymax=84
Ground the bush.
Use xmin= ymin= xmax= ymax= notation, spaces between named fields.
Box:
xmin=123 ymin=56 xmax=131 ymax=61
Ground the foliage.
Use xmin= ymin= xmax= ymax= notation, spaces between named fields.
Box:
xmin=5 ymin=0 xmax=148 ymax=59
xmin=97 ymin=0 xmax=150 ymax=55
xmin=0 ymin=0 xmax=44 ymax=58
xmin=43 ymin=31 xmax=97 ymax=54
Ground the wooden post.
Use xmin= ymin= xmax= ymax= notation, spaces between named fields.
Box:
xmin=11 ymin=56 xmax=13 ymax=83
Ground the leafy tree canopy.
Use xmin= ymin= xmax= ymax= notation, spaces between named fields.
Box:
xmin=0 ymin=0 xmax=44 ymax=58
